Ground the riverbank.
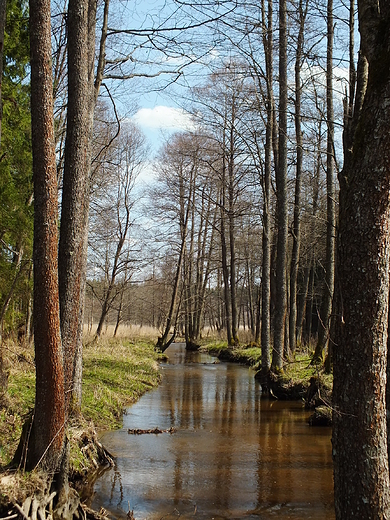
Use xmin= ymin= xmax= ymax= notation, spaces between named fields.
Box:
xmin=200 ymin=341 xmax=333 ymax=424
xmin=0 ymin=335 xmax=161 ymax=513
xmin=0 ymin=336 xmax=333 ymax=516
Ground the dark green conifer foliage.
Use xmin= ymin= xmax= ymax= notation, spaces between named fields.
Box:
xmin=0 ymin=0 xmax=32 ymax=337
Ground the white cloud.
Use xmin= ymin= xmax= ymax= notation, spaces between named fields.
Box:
xmin=132 ymin=105 xmax=196 ymax=132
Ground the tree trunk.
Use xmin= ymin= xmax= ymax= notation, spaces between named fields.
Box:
xmin=258 ymin=0 xmax=274 ymax=386
xmin=157 ymin=174 xmax=193 ymax=351
xmin=303 ymin=263 xmax=315 ymax=343
xmin=220 ymin=163 xmax=233 ymax=345
xmin=296 ymin=263 xmax=309 ymax=345
xmin=289 ymin=0 xmax=306 ymax=355
xmin=113 ymin=291 xmax=124 ymax=337
xmin=246 ymin=259 xmax=255 ymax=334
xmin=0 ymin=0 xmax=6 ymax=148
xmin=312 ymin=0 xmax=335 ymax=363
xmin=333 ymin=3 xmax=390 ymax=518
xmin=228 ymin=100 xmax=239 ymax=345
xmin=59 ymin=0 xmax=97 ymax=413
xmin=272 ymin=0 xmax=288 ymax=371
xmin=26 ymin=0 xmax=65 ymax=471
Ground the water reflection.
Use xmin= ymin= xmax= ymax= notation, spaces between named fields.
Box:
xmin=91 ymin=343 xmax=334 ymax=519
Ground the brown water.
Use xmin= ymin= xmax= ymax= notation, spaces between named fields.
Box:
xmin=91 ymin=343 xmax=334 ymax=519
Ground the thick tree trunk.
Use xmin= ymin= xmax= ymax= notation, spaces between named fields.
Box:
xmin=59 ymin=0 xmax=97 ymax=413
xmin=27 ymin=0 xmax=65 ymax=471
xmin=333 ymin=3 xmax=390 ymax=517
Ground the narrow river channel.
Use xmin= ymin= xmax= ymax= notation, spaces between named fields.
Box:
xmin=91 ymin=343 xmax=334 ymax=519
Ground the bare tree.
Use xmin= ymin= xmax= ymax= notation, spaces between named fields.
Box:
xmin=289 ymin=0 xmax=308 ymax=355
xmin=153 ymin=133 xmax=197 ymax=351
xmin=312 ymin=0 xmax=335 ymax=363
xmin=89 ymin=124 xmax=147 ymax=337
xmin=272 ymin=0 xmax=288 ymax=370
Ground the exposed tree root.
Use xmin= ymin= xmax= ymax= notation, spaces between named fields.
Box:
xmin=1 ymin=492 xmax=115 ymax=520
xmin=0 ymin=428 xmax=116 ymax=520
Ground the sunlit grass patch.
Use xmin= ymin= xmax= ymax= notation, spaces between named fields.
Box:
xmin=282 ymin=355 xmax=333 ymax=390
xmin=200 ymin=341 xmax=261 ymax=366
xmin=199 ymin=340 xmax=229 ymax=354
xmin=0 ymin=335 xmax=161 ymax=467
xmin=82 ymin=338 xmax=161 ymax=429
xmin=0 ymin=340 xmax=35 ymax=467
xmin=235 ymin=346 xmax=262 ymax=365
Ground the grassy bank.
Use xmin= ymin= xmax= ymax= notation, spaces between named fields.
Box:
xmin=0 ymin=334 xmax=161 ymax=469
xmin=200 ymin=340 xmax=333 ymax=394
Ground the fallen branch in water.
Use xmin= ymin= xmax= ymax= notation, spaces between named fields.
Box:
xmin=127 ymin=427 xmax=176 ymax=435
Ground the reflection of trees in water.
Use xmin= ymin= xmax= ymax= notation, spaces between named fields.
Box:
xmin=254 ymin=400 xmax=333 ymax=513
xmin=110 ymin=467 xmax=124 ymax=508
xmin=171 ymin=356 xmax=206 ymax=505
xmin=93 ymin=347 xmax=332 ymax=518
xmin=213 ymin=365 xmax=236 ymax=509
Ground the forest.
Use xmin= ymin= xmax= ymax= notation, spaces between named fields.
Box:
xmin=0 ymin=0 xmax=390 ymax=518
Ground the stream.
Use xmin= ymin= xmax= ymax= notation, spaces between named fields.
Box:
xmin=90 ymin=343 xmax=334 ymax=519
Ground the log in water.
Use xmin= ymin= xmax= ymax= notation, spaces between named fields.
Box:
xmin=91 ymin=343 xmax=334 ymax=519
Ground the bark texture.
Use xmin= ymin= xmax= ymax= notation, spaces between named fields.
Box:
xmin=333 ymin=2 xmax=390 ymax=518
xmin=59 ymin=0 xmax=97 ymax=412
xmin=289 ymin=0 xmax=306 ymax=354
xmin=29 ymin=0 xmax=65 ymax=471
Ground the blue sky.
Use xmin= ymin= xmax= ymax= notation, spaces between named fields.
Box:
xmin=132 ymin=105 xmax=196 ymax=154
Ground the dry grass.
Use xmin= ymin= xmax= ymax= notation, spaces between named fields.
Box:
xmin=83 ymin=323 xmax=160 ymax=343
xmin=200 ymin=326 xmax=257 ymax=345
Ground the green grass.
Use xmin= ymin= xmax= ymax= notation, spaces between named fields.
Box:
xmin=282 ymin=355 xmax=333 ymax=390
xmin=200 ymin=340 xmax=230 ymax=355
xmin=201 ymin=341 xmax=262 ymax=366
xmin=201 ymin=340 xmax=333 ymax=391
xmin=0 ymin=337 xmax=161 ymax=468
xmin=82 ymin=339 xmax=161 ymax=428
xmin=0 ymin=355 xmax=35 ymax=465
